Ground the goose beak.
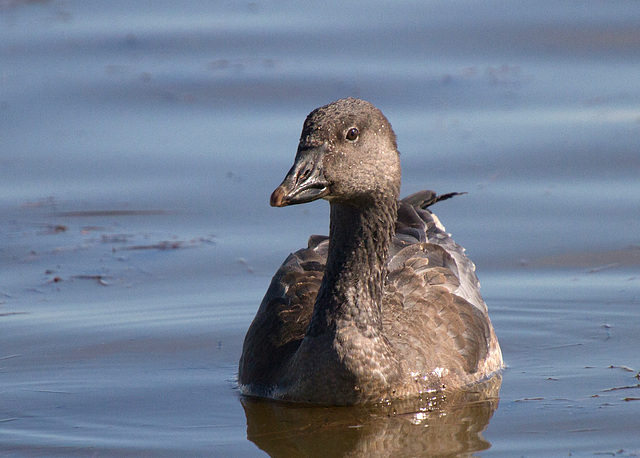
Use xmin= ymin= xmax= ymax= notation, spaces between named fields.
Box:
xmin=271 ymin=144 xmax=330 ymax=207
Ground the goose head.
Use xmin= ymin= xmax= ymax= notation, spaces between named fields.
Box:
xmin=271 ymin=98 xmax=401 ymax=207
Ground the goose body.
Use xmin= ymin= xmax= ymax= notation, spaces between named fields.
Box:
xmin=238 ymin=98 xmax=503 ymax=405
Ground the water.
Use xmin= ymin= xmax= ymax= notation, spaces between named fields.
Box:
xmin=1 ymin=0 xmax=639 ymax=455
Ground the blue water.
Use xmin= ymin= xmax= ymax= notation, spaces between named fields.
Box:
xmin=2 ymin=0 xmax=639 ymax=455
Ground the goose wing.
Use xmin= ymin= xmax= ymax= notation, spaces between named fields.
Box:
xmin=393 ymin=190 xmax=486 ymax=314
xmin=238 ymin=235 xmax=328 ymax=389
xmin=384 ymin=191 xmax=492 ymax=377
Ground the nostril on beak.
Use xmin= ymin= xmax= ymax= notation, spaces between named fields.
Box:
xmin=299 ymin=167 xmax=311 ymax=182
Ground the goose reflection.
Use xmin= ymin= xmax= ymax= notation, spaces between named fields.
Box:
xmin=241 ymin=375 xmax=501 ymax=457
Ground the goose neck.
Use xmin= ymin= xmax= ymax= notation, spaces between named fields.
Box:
xmin=308 ymin=196 xmax=398 ymax=336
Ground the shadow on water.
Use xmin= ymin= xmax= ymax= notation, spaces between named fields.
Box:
xmin=241 ymin=376 xmax=501 ymax=457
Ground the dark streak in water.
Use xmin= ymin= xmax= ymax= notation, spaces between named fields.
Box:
xmin=121 ymin=241 xmax=185 ymax=251
xmin=602 ymin=384 xmax=640 ymax=392
xmin=71 ymin=275 xmax=110 ymax=285
xmin=608 ymin=365 xmax=636 ymax=372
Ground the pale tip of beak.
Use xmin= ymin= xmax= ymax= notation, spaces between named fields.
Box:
xmin=270 ymin=186 xmax=287 ymax=207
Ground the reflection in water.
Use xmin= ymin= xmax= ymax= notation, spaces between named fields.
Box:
xmin=241 ymin=376 xmax=501 ymax=457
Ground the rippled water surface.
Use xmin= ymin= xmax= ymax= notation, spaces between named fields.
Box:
xmin=2 ymin=1 xmax=640 ymax=456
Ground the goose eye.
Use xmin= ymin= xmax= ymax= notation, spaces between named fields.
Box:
xmin=346 ymin=127 xmax=359 ymax=141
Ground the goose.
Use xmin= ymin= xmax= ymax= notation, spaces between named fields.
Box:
xmin=238 ymin=98 xmax=503 ymax=405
